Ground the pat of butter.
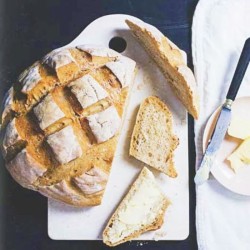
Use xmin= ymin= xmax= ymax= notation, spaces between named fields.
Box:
xmin=228 ymin=117 xmax=250 ymax=139
xmin=227 ymin=137 xmax=250 ymax=172
xmin=118 ymin=178 xmax=162 ymax=225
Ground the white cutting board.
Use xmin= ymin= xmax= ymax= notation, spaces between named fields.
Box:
xmin=48 ymin=14 xmax=189 ymax=241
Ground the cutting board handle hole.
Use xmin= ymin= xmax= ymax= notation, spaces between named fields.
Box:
xmin=109 ymin=37 xmax=127 ymax=53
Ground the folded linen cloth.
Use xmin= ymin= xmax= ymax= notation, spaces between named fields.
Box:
xmin=192 ymin=0 xmax=250 ymax=249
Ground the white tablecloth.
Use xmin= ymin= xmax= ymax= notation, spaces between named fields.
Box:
xmin=192 ymin=0 xmax=250 ymax=249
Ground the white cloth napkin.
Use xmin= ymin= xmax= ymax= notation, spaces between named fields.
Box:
xmin=192 ymin=0 xmax=250 ymax=249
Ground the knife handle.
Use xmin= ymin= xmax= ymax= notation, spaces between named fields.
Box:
xmin=226 ymin=38 xmax=250 ymax=101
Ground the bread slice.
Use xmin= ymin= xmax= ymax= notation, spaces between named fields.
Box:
xmin=126 ymin=19 xmax=199 ymax=119
xmin=103 ymin=167 xmax=170 ymax=246
xmin=130 ymin=96 xmax=179 ymax=177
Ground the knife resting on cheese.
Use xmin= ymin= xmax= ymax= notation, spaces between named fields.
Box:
xmin=195 ymin=38 xmax=250 ymax=185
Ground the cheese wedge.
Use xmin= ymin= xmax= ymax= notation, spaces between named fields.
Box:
xmin=228 ymin=116 xmax=250 ymax=140
xmin=227 ymin=138 xmax=250 ymax=172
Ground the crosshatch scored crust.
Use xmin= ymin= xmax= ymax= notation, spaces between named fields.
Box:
xmin=1 ymin=45 xmax=136 ymax=206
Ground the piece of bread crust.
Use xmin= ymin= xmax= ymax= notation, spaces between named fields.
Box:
xmin=126 ymin=19 xmax=199 ymax=119
xmin=130 ymin=96 xmax=179 ymax=177
xmin=103 ymin=167 xmax=170 ymax=247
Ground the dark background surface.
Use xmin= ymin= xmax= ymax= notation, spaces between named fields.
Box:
xmin=0 ymin=0 xmax=198 ymax=249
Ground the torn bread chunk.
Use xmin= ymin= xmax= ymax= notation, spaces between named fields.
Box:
xmin=47 ymin=125 xmax=82 ymax=165
xmin=7 ymin=149 xmax=46 ymax=189
xmin=73 ymin=166 xmax=108 ymax=195
xmin=126 ymin=19 xmax=199 ymax=119
xmin=103 ymin=167 xmax=170 ymax=247
xmin=18 ymin=62 xmax=42 ymax=93
xmin=105 ymin=57 xmax=136 ymax=88
xmin=86 ymin=106 xmax=121 ymax=143
xmin=69 ymin=74 xmax=108 ymax=109
xmin=33 ymin=94 xmax=65 ymax=130
xmin=130 ymin=96 xmax=179 ymax=177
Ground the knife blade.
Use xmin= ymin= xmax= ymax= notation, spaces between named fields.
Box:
xmin=194 ymin=38 xmax=250 ymax=185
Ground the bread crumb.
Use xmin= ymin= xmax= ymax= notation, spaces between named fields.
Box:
xmin=134 ymin=241 xmax=149 ymax=247
xmin=154 ymin=230 xmax=167 ymax=241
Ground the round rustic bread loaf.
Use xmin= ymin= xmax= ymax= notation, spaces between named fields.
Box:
xmin=1 ymin=45 xmax=136 ymax=206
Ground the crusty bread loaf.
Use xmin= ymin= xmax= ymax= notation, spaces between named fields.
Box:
xmin=130 ymin=96 xmax=179 ymax=177
xmin=126 ymin=19 xmax=199 ymax=119
xmin=1 ymin=45 xmax=136 ymax=206
xmin=103 ymin=167 xmax=170 ymax=246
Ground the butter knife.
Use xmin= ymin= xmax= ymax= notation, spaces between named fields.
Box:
xmin=194 ymin=38 xmax=250 ymax=185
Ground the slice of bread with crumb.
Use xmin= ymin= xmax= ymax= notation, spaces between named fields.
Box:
xmin=126 ymin=19 xmax=199 ymax=119
xmin=103 ymin=167 xmax=170 ymax=247
xmin=130 ymin=96 xmax=179 ymax=177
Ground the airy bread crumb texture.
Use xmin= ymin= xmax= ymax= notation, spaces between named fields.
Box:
xmin=126 ymin=19 xmax=199 ymax=119
xmin=130 ymin=96 xmax=179 ymax=177
xmin=103 ymin=167 xmax=170 ymax=247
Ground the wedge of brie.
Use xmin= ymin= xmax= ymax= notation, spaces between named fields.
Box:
xmin=228 ymin=117 xmax=250 ymax=140
xmin=227 ymin=137 xmax=250 ymax=172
